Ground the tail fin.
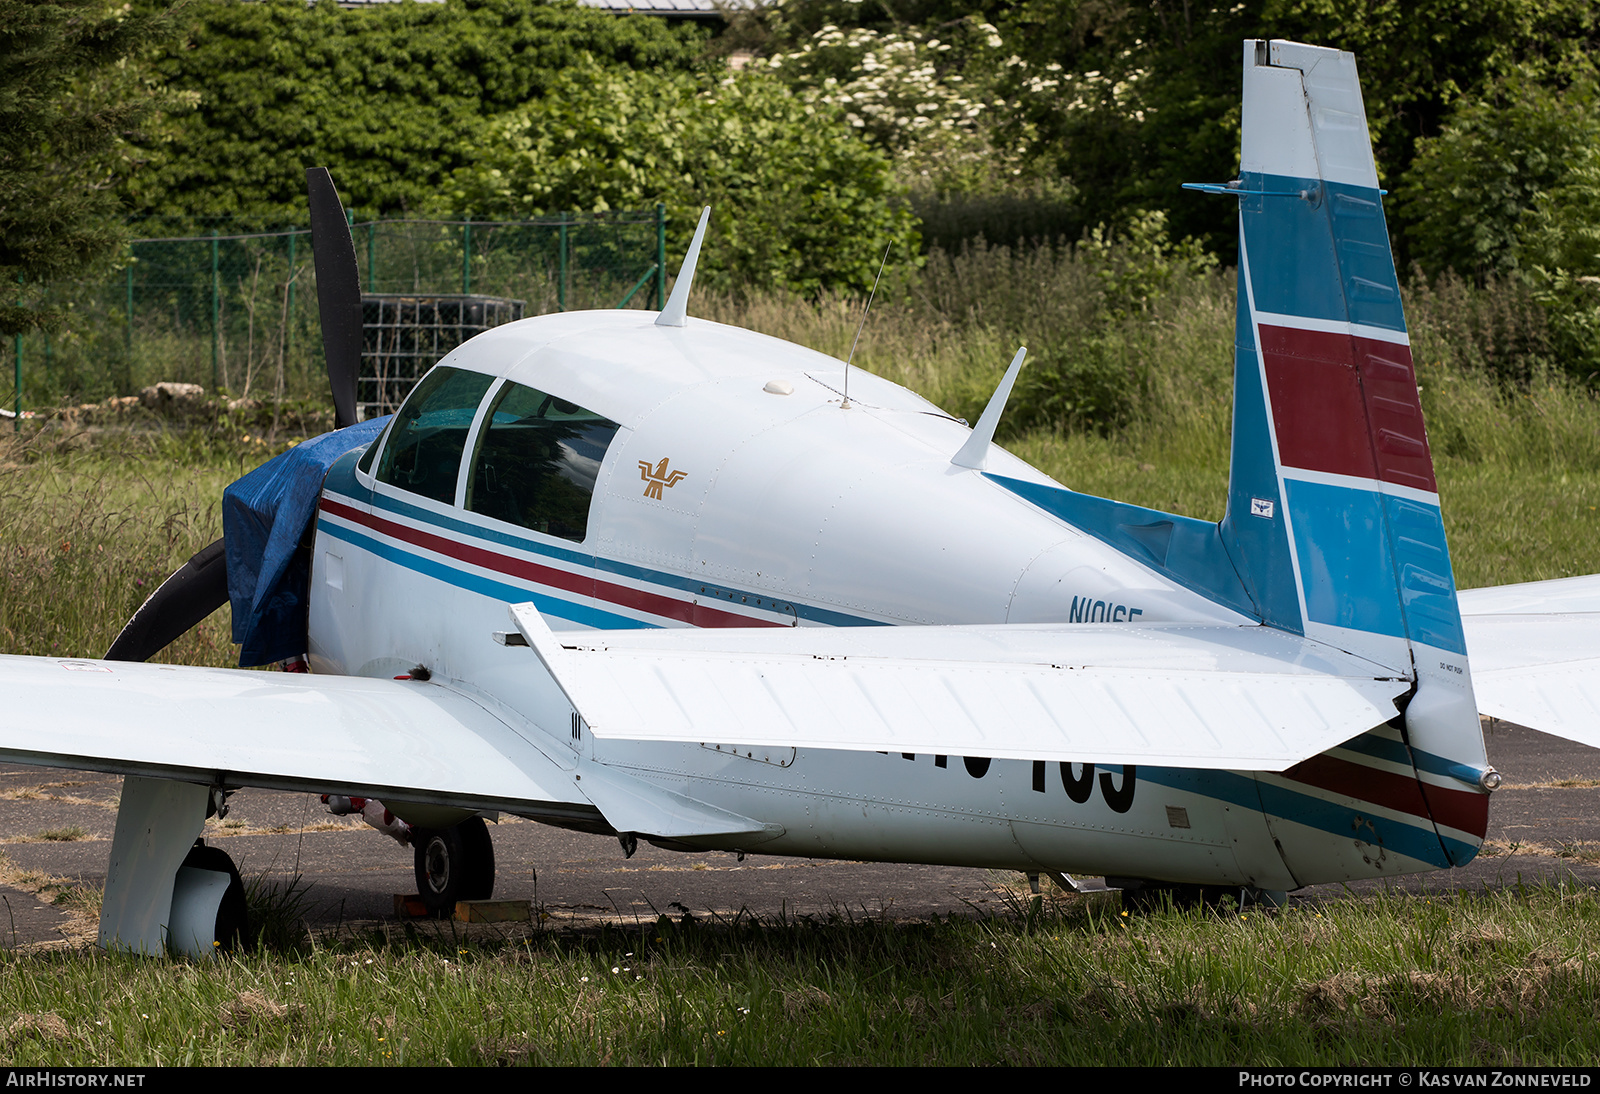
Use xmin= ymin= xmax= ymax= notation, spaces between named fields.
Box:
xmin=1219 ymin=40 xmax=1490 ymax=860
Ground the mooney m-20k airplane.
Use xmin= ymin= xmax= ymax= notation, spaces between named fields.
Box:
xmin=3 ymin=40 xmax=1598 ymax=955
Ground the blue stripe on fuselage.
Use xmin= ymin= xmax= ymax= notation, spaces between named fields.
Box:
xmin=1139 ymin=765 xmax=1455 ymax=869
xmin=319 ymin=519 xmax=653 ymax=630
xmin=322 ymin=453 xmax=878 ymax=629
xmin=355 ymin=484 xmax=879 ymax=629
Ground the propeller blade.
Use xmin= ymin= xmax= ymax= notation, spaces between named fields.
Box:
xmin=306 ymin=167 xmax=362 ymax=430
xmin=105 ymin=538 xmax=230 ymax=662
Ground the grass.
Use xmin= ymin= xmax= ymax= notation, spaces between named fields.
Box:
xmin=0 ymin=429 xmax=257 ymax=664
xmin=0 ymin=883 xmax=1594 ymax=1065
xmin=31 ymin=828 xmax=89 ymax=843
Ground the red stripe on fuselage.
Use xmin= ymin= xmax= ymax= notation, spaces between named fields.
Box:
xmin=318 ymin=497 xmax=783 ymax=630
xmin=1281 ymin=752 xmax=1431 ymax=821
xmin=1258 ymin=324 xmax=1436 ymax=493
xmin=1280 ymin=751 xmax=1488 ymax=840
xmin=1416 ymin=779 xmax=1490 ymax=840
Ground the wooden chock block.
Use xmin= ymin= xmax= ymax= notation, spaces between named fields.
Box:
xmin=453 ymin=899 xmax=532 ymax=923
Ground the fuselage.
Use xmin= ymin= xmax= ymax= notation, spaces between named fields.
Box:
xmin=307 ymin=310 xmax=1484 ymax=892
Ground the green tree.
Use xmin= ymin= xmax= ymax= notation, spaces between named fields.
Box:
xmin=759 ymin=15 xmax=1023 ymax=194
xmin=1516 ymin=144 xmax=1600 ymax=376
xmin=123 ymin=0 xmax=709 ymax=222
xmin=990 ymin=0 xmax=1599 ymax=257
xmin=1400 ymin=71 xmax=1600 ymax=279
xmin=449 ymin=62 xmax=919 ymax=295
xmin=757 ymin=0 xmax=1597 ymax=255
xmin=0 ymin=0 xmax=181 ymax=335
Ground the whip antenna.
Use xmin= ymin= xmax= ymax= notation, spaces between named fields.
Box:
xmin=842 ymin=243 xmax=892 ymax=409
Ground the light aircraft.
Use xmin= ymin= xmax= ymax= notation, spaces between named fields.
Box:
xmin=2 ymin=39 xmax=1597 ymax=956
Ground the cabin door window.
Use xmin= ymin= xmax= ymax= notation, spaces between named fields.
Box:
xmin=463 ymin=382 xmax=621 ymax=543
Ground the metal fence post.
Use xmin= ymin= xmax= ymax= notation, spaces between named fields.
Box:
xmin=367 ymin=222 xmax=376 ymax=293
xmin=12 ymin=276 xmax=21 ymax=431
xmin=210 ymin=228 xmax=220 ymax=390
xmin=286 ymin=227 xmax=296 ymax=369
xmin=656 ymin=203 xmax=666 ymax=311
xmin=124 ymin=260 xmax=134 ymax=368
xmin=462 ymin=221 xmax=472 ymax=296
xmin=558 ymin=216 xmax=568 ymax=312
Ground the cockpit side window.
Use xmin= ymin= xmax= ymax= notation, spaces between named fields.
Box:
xmin=464 ymin=381 xmax=621 ymax=542
xmin=374 ymin=366 xmax=495 ymax=504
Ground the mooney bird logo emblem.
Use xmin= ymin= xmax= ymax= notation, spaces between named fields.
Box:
xmin=639 ymin=457 xmax=688 ymax=500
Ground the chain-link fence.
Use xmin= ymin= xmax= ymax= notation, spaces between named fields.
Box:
xmin=3 ymin=208 xmax=666 ymax=422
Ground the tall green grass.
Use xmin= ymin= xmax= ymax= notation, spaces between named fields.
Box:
xmin=0 ymin=431 xmax=257 ymax=664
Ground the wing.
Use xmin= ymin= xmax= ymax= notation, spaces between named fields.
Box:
xmin=0 ymin=655 xmax=766 ymax=839
xmin=510 ymin=605 xmax=1411 ymax=770
xmin=1459 ymin=575 xmax=1600 ymax=749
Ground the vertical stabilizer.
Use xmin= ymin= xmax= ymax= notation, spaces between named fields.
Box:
xmin=1219 ymin=41 xmax=1490 ymax=862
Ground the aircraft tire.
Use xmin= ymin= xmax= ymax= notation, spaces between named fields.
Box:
xmin=413 ymin=817 xmax=496 ymax=917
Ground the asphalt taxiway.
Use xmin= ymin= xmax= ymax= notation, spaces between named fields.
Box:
xmin=1 ymin=719 xmax=1595 ymax=948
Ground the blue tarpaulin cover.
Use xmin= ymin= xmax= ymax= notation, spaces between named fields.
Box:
xmin=223 ymin=418 xmax=389 ymax=666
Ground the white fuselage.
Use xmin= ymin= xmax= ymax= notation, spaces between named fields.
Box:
xmin=306 ymin=311 xmax=1465 ymax=891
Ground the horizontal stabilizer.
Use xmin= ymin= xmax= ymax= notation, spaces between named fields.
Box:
xmin=512 ymin=606 xmax=1410 ymax=770
xmin=1461 ymin=577 xmax=1600 ymax=749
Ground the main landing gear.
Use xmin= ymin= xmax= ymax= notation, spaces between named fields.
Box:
xmin=411 ymin=816 xmax=496 ymax=917
xmin=100 ymin=776 xmax=248 ymax=957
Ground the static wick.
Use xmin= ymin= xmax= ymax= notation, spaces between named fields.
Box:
xmin=842 ymin=243 xmax=893 ymax=410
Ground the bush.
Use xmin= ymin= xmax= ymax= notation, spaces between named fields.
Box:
xmin=123 ymin=0 xmax=708 ymax=219
xmin=448 ymin=62 xmax=918 ymax=296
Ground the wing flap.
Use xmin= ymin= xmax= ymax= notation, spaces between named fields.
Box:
xmin=513 ymin=606 xmax=1410 ymax=770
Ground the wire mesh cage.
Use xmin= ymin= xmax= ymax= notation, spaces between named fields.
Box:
xmin=359 ymin=294 xmax=524 ymax=420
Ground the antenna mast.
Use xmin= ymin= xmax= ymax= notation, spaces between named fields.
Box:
xmin=842 ymin=244 xmax=892 ymax=409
